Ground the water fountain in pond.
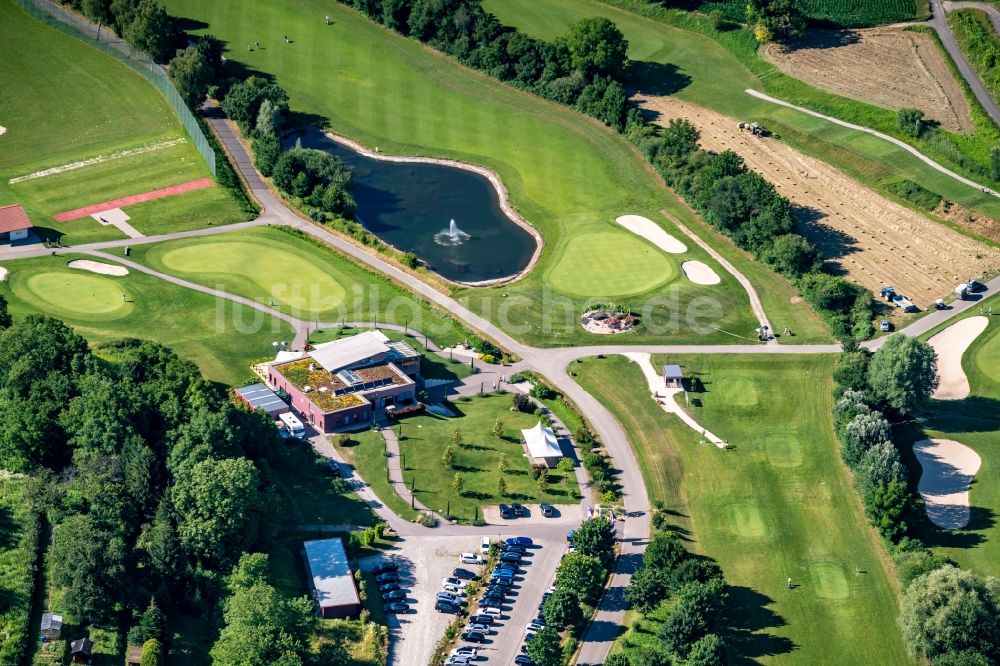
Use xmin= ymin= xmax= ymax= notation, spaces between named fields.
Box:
xmin=433 ymin=218 xmax=471 ymax=246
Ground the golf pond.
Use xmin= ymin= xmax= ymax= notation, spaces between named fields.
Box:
xmin=292 ymin=130 xmax=538 ymax=284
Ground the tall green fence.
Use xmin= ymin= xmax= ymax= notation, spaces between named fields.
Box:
xmin=14 ymin=0 xmax=217 ymax=176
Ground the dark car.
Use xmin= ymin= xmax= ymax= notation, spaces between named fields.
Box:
xmin=470 ymin=614 xmax=495 ymax=625
xmin=515 ymin=656 xmax=535 ymax=666
xmin=460 ymin=631 xmax=486 ymax=643
xmin=378 ymin=581 xmax=400 ymax=593
xmin=538 ymin=592 xmax=552 ymax=611
xmin=436 ymin=601 xmax=462 ymax=614
xmin=479 ymin=597 xmax=503 ymax=609
xmin=382 ymin=590 xmax=407 ymax=602
xmin=385 ymin=602 xmax=409 ymax=613
xmin=375 ymin=571 xmax=399 ymax=583
xmin=325 ymin=459 xmax=342 ymax=477
xmin=507 ymin=536 xmax=533 ymax=547
xmin=511 ymin=502 xmax=527 ymax=516
xmin=498 ymin=503 xmax=514 ymax=519
xmin=485 ymin=586 xmax=509 ymax=597
xmin=500 ymin=552 xmax=522 ymax=564
xmin=453 ymin=568 xmax=478 ymax=581
xmin=372 ymin=561 xmax=398 ymax=576
xmin=539 ymin=503 xmax=555 ymax=517
xmin=490 ymin=575 xmax=513 ymax=586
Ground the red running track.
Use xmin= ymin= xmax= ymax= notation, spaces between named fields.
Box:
xmin=53 ymin=178 xmax=214 ymax=221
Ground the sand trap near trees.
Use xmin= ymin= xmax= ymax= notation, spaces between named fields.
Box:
xmin=929 ymin=316 xmax=989 ymax=399
xmin=616 ymin=214 xmax=687 ymax=254
xmin=913 ymin=438 xmax=982 ymax=529
xmin=68 ymin=260 xmax=130 ymax=277
xmin=681 ymin=260 xmax=721 ymax=285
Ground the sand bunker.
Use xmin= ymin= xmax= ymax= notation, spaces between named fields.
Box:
xmin=913 ymin=438 xmax=982 ymax=529
xmin=929 ymin=316 xmax=989 ymax=400
xmin=68 ymin=260 xmax=129 ymax=277
xmin=616 ymin=214 xmax=687 ymax=254
xmin=0 ymin=267 xmax=8 ymax=282
xmin=0 ymin=126 xmax=6 ymax=136
xmin=681 ymin=260 xmax=721 ymax=285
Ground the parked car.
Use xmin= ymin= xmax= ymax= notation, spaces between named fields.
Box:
xmin=532 ymin=615 xmax=546 ymax=626
xmin=376 ymin=571 xmax=399 ymax=583
xmin=385 ymin=602 xmax=409 ymax=613
xmin=443 ymin=584 xmax=466 ymax=596
xmin=506 ymin=536 xmax=533 ymax=547
xmin=527 ymin=621 xmax=545 ymax=633
xmin=436 ymin=600 xmax=462 ymax=614
xmin=467 ymin=622 xmax=491 ymax=633
xmin=537 ymin=592 xmax=552 ymax=611
xmin=459 ymin=553 xmax=485 ymax=565
xmin=500 ymin=552 xmax=522 ymax=564
xmin=437 ymin=591 xmax=463 ymax=606
xmin=514 ymin=656 xmax=535 ymax=666
xmin=479 ymin=597 xmax=503 ymax=609
xmin=497 ymin=560 xmax=519 ymax=570
xmin=483 ymin=592 xmax=506 ymax=603
xmin=453 ymin=567 xmax=478 ymax=580
xmin=378 ymin=582 xmax=400 ymax=593
xmin=511 ymin=502 xmax=527 ymax=516
xmin=489 ymin=576 xmax=513 ymax=586
xmin=372 ymin=561 xmax=398 ymax=575
xmin=445 ymin=657 xmax=471 ymax=666
xmin=470 ymin=614 xmax=496 ymax=625
xmin=492 ymin=566 xmax=515 ymax=576
xmin=539 ymin=503 xmax=555 ymax=517
xmin=460 ymin=631 xmax=486 ymax=643
xmin=481 ymin=607 xmax=503 ymax=618
xmin=501 ymin=544 xmax=525 ymax=554
xmin=382 ymin=590 xmax=407 ymax=602
xmin=499 ymin=503 xmax=514 ymax=519
xmin=451 ymin=646 xmax=478 ymax=657
xmin=480 ymin=536 xmax=492 ymax=553
xmin=325 ymin=459 xmax=342 ymax=477
xmin=443 ymin=577 xmax=469 ymax=590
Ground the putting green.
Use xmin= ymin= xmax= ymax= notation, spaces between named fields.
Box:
xmin=157 ymin=241 xmax=348 ymax=313
xmin=809 ymin=562 xmax=851 ymax=600
xmin=726 ymin=500 xmax=767 ymax=538
xmin=19 ymin=270 xmax=127 ymax=317
xmin=765 ymin=432 xmax=802 ymax=468
xmin=971 ymin=324 xmax=1000 ymax=389
xmin=713 ymin=376 xmax=760 ymax=408
xmin=547 ymin=230 xmax=676 ymax=298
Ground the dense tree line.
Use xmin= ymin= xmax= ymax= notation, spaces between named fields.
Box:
xmin=830 ymin=335 xmax=1000 ymax=663
xmin=0 ymin=314 xmax=292 ymax=653
xmin=620 ymin=527 xmax=729 ymax=665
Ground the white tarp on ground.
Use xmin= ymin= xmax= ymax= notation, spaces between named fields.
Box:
xmin=522 ymin=421 xmax=561 ymax=460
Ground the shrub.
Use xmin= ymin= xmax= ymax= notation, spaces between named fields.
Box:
xmin=897 ymin=108 xmax=928 ymax=138
xmin=887 ymin=180 xmax=943 ymax=210
xmin=840 ymin=411 xmax=892 ymax=469
xmin=511 ymin=392 xmax=533 ymax=413
xmin=252 ymin=133 xmax=281 ymax=177
xmin=140 ymin=638 xmax=164 ymax=666
xmin=529 ymin=383 xmax=557 ymax=400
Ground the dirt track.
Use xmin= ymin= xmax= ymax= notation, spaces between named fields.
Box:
xmin=762 ymin=28 xmax=972 ymax=133
xmin=635 ymin=94 xmax=1000 ymax=305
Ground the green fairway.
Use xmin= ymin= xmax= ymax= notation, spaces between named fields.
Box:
xmin=483 ymin=0 xmax=1000 ymax=224
xmin=163 ymin=0 xmax=831 ymax=345
xmin=575 ymin=354 xmax=909 ymax=664
xmin=23 ymin=270 xmax=130 ymax=317
xmin=547 ymin=230 xmax=677 ymax=297
xmin=0 ymin=0 xmax=244 ymax=239
xmin=0 ymin=256 xmax=291 ymax=385
xmin=905 ymin=294 xmax=1000 ymax=579
xmin=130 ymin=227 xmax=464 ymax=345
xmin=394 ymin=394 xmax=580 ymax=523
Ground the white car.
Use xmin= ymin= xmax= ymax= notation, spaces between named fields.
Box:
xmin=467 ymin=622 xmax=490 ymax=633
xmin=443 ymin=583 xmax=466 ymax=595
xmin=482 ymin=606 xmax=503 ymax=618
xmin=445 ymin=658 xmax=471 ymax=666
xmin=437 ymin=591 xmax=463 ymax=606
xmin=451 ymin=646 xmax=477 ymax=657
xmin=443 ymin=577 xmax=469 ymax=589
xmin=480 ymin=536 xmax=491 ymax=553
xmin=459 ymin=552 xmax=484 ymax=565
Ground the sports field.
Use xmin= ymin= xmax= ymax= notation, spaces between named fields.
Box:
xmin=0 ymin=255 xmax=289 ymax=385
xmin=129 ymin=226 xmax=465 ymax=345
xmin=164 ymin=0 xmax=830 ymax=345
xmin=0 ymin=0 xmax=244 ymax=244
xmin=483 ymin=0 xmax=1000 ymax=224
xmin=902 ymin=293 xmax=1000 ymax=578
xmin=574 ymin=354 xmax=909 ymax=664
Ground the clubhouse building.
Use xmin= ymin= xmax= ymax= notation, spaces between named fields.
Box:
xmin=268 ymin=331 xmax=421 ymax=431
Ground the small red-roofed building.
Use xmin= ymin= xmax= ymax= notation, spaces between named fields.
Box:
xmin=0 ymin=204 xmax=33 ymax=243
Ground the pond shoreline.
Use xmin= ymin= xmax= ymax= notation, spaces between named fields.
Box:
xmin=324 ymin=131 xmax=544 ymax=288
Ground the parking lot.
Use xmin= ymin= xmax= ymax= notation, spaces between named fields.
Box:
xmin=361 ymin=533 xmax=566 ymax=665
xmin=481 ymin=503 xmax=583 ymax=527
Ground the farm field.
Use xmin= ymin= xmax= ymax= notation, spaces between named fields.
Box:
xmin=699 ymin=0 xmax=929 ymax=27
xmin=762 ymin=28 xmax=972 ymax=133
xmin=636 ymin=94 xmax=1000 ymax=305
xmin=0 ymin=255 xmax=290 ymax=385
xmin=484 ymin=0 xmax=1000 ymax=223
xmin=129 ymin=226 xmax=465 ymax=347
xmin=0 ymin=0 xmax=244 ymax=244
xmin=901 ymin=292 xmax=1000 ymax=579
xmin=163 ymin=0 xmax=829 ymax=346
xmin=574 ymin=354 xmax=909 ymax=665
xmin=395 ymin=393 xmax=581 ymax=523
xmin=0 ymin=477 xmax=35 ymax=666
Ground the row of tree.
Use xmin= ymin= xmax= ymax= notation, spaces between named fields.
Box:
xmin=528 ymin=517 xmax=617 ymax=665
xmin=831 ymin=334 xmax=1000 ymax=664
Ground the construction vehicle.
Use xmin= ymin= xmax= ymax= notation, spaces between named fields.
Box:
xmin=881 ymin=286 xmax=917 ymax=312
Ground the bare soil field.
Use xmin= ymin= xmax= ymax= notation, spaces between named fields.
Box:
xmin=762 ymin=28 xmax=973 ymax=133
xmin=635 ymin=94 xmax=1000 ymax=306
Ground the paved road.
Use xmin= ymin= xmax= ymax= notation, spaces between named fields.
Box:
xmin=932 ymin=0 xmax=1000 ymax=126
xmin=947 ymin=1 xmax=1000 ymax=33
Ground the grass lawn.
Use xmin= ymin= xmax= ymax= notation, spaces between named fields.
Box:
xmin=483 ymin=0 xmax=1000 ymax=224
xmin=574 ymin=354 xmax=909 ymax=665
xmin=897 ymin=292 xmax=1000 ymax=578
xmin=128 ymin=227 xmax=465 ymax=346
xmin=161 ymin=0 xmax=828 ymax=346
xmin=266 ymin=437 xmax=378 ymax=528
xmin=339 ymin=429 xmax=421 ymax=523
xmin=0 ymin=0 xmax=245 ymax=240
xmin=0 ymin=255 xmax=291 ymax=386
xmin=0 ymin=477 xmax=35 ymax=666
xmin=395 ymin=393 xmax=581 ymax=522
